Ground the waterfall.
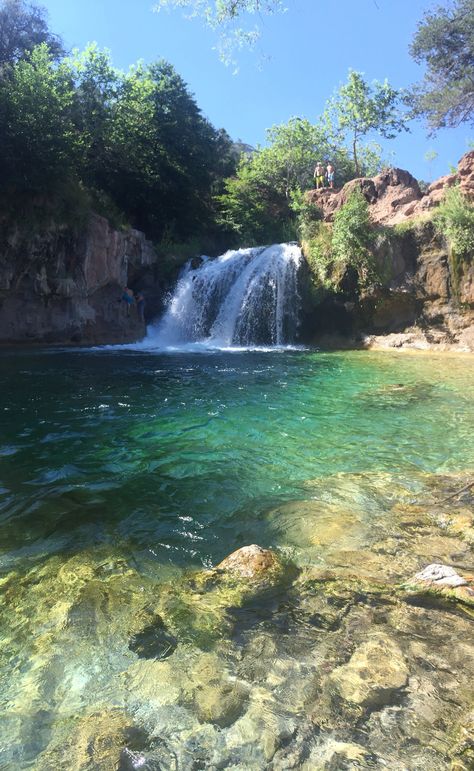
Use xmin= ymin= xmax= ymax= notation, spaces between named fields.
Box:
xmin=146 ymin=243 xmax=303 ymax=348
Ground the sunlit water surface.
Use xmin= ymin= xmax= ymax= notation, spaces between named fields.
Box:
xmin=1 ymin=348 xmax=473 ymax=769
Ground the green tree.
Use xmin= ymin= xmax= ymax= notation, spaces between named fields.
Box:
xmin=105 ymin=59 xmax=228 ymax=240
xmin=0 ymin=0 xmax=63 ymax=65
xmin=434 ymin=186 xmax=474 ymax=259
xmin=326 ymin=70 xmax=408 ymax=177
xmin=424 ymin=148 xmax=438 ymax=181
xmin=68 ymin=45 xmax=119 ymax=191
xmin=218 ymin=117 xmax=332 ymax=243
xmin=155 ymin=0 xmax=284 ymax=22
xmin=218 ymin=114 xmax=384 ymax=245
xmin=409 ymin=0 xmax=474 ymax=130
xmin=0 ymin=43 xmax=77 ymax=198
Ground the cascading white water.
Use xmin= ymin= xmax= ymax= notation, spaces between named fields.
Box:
xmin=146 ymin=243 xmax=303 ymax=348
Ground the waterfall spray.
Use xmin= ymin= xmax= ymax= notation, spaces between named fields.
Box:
xmin=146 ymin=243 xmax=302 ymax=348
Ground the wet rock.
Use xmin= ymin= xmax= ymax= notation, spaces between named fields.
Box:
xmin=216 ymin=544 xmax=283 ymax=582
xmin=405 ymin=562 xmax=474 ymax=608
xmin=187 ymin=652 xmax=249 ymax=728
xmin=152 ymin=545 xmax=293 ymax=648
xmin=238 ymin=633 xmax=279 ymax=682
xmin=303 ymin=740 xmax=373 ymax=770
xmin=266 ymin=499 xmax=363 ymax=555
xmin=123 ymin=658 xmax=182 ymax=707
xmin=439 ymin=510 xmax=474 ymax=545
xmin=414 ymin=563 xmax=468 ymax=588
xmin=36 ymin=709 xmax=142 ymax=771
xmin=324 ymin=547 xmax=416 ymax=584
xmin=450 ymin=710 xmax=474 ymax=770
xmin=194 ymin=677 xmax=248 ymax=728
xmin=328 ymin=633 xmax=409 ymax=710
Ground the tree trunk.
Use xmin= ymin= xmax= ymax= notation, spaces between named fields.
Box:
xmin=353 ymin=137 xmax=360 ymax=177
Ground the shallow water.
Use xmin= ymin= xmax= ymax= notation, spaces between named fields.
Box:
xmin=1 ymin=348 xmax=473 ymax=769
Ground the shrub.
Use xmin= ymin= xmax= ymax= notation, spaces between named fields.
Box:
xmin=301 ymin=223 xmax=334 ymax=287
xmin=331 ymin=190 xmax=376 ymax=286
xmin=290 ymin=189 xmax=323 ymax=241
xmin=433 ymin=186 xmax=474 ymax=259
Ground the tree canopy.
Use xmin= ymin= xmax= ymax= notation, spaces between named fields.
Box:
xmin=217 ymin=113 xmax=385 ymax=245
xmin=0 ymin=0 xmax=238 ymax=244
xmin=325 ymin=70 xmax=408 ymax=177
xmin=408 ymin=0 xmax=474 ymax=130
xmin=0 ymin=0 xmax=63 ymax=64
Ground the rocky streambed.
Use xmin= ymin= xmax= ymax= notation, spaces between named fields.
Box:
xmin=1 ymin=469 xmax=473 ymax=770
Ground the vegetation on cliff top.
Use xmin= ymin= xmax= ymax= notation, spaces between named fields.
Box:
xmin=298 ymin=191 xmax=379 ymax=296
xmin=0 ymin=1 xmax=239 ymax=250
xmin=1 ymin=0 xmax=473 ymax=261
xmin=217 ymin=68 xmax=408 ymax=246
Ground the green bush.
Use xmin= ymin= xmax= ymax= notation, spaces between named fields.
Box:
xmin=433 ymin=186 xmax=474 ymax=259
xmin=331 ymin=190 xmax=376 ymax=286
xmin=302 ymin=223 xmax=334 ymax=287
xmin=298 ymin=190 xmax=380 ymax=293
xmin=290 ymin=189 xmax=323 ymax=241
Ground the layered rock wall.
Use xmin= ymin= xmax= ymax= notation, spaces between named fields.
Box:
xmin=303 ymin=152 xmax=474 ymax=351
xmin=0 ymin=213 xmax=163 ymax=344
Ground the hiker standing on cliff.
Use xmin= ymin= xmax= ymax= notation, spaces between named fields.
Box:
xmin=326 ymin=161 xmax=335 ymax=189
xmin=314 ymin=161 xmax=325 ymax=189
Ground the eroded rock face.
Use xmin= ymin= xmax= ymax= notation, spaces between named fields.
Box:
xmin=0 ymin=213 xmax=162 ymax=344
xmin=303 ymin=153 xmax=474 ymax=349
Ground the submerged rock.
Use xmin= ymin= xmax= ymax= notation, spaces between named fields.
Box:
xmin=450 ymin=710 xmax=474 ymax=770
xmin=128 ymin=614 xmax=177 ymax=660
xmin=36 ymin=708 xmax=144 ymax=771
xmin=191 ymin=654 xmax=249 ymax=728
xmin=328 ymin=633 xmax=409 ymax=710
xmin=150 ymin=545 xmax=291 ymax=648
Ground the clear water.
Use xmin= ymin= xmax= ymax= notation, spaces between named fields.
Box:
xmin=1 ymin=348 xmax=473 ymax=769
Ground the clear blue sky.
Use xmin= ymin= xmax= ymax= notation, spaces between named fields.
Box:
xmin=41 ymin=0 xmax=472 ymax=181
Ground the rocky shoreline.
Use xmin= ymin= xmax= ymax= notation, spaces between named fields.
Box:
xmin=2 ymin=468 xmax=473 ymax=769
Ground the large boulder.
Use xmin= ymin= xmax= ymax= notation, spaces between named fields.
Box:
xmin=405 ymin=563 xmax=474 ymax=607
xmin=306 ymin=168 xmax=422 ymax=225
xmin=216 ymin=544 xmax=284 ymax=583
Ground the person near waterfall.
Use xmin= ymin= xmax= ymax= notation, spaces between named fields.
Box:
xmin=314 ymin=162 xmax=325 ymax=189
xmin=121 ymin=287 xmax=135 ymax=317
